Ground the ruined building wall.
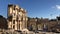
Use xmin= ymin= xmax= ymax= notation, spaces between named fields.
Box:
xmin=7 ymin=4 xmax=28 ymax=31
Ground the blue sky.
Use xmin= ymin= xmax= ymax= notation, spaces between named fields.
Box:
xmin=0 ymin=0 xmax=60 ymax=19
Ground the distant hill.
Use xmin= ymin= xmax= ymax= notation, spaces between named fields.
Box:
xmin=0 ymin=15 xmax=8 ymax=29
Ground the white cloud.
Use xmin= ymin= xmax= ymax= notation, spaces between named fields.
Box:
xmin=56 ymin=5 xmax=60 ymax=10
xmin=52 ymin=5 xmax=60 ymax=10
